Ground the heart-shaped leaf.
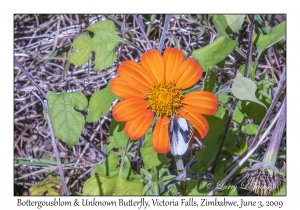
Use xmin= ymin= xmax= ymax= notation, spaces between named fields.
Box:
xmin=46 ymin=91 xmax=88 ymax=147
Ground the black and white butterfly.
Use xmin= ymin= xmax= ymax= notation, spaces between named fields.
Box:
xmin=168 ymin=114 xmax=194 ymax=156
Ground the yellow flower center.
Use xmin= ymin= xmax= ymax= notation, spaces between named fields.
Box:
xmin=146 ymin=81 xmax=182 ymax=117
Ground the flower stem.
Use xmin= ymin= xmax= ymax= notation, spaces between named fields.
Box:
xmin=119 ymin=138 xmax=131 ymax=176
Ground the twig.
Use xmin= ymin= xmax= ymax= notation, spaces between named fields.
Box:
xmin=14 ymin=58 xmax=46 ymax=97
xmin=158 ymin=15 xmax=171 ymax=53
xmin=32 ymin=91 xmax=70 ymax=196
xmin=133 ymin=15 xmax=152 ymax=50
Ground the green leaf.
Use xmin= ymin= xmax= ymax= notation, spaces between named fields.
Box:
xmin=214 ymin=105 xmax=227 ymax=119
xmin=187 ymin=179 xmax=211 ymax=195
xmin=46 ymin=91 xmax=88 ymax=147
xmin=254 ymin=15 xmax=269 ymax=34
xmin=232 ymin=105 xmax=244 ymax=124
xmin=224 ymin=128 xmax=239 ymax=148
xmin=191 ymin=36 xmax=237 ymax=71
xmin=213 ymin=165 xmax=227 ymax=183
xmin=212 ymin=15 xmax=229 ymax=37
xmin=241 ymin=123 xmax=258 ymax=135
xmin=222 ymin=185 xmax=238 ymax=196
xmin=68 ymin=20 xmax=124 ymax=71
xmin=82 ymin=173 xmax=143 ymax=195
xmin=240 ymin=100 xmax=266 ymax=123
xmin=224 ymin=15 xmax=245 ymax=33
xmin=217 ymin=92 xmax=230 ymax=105
xmin=256 ymin=78 xmax=274 ymax=87
xmin=238 ymin=62 xmax=255 ymax=80
xmin=86 ymin=82 xmax=118 ymax=122
xmin=15 ymin=157 xmax=70 ymax=167
xmin=140 ymin=133 xmax=169 ymax=170
xmin=29 ymin=176 xmax=63 ymax=196
xmin=203 ymin=68 xmax=216 ymax=92
xmin=232 ymin=72 xmax=267 ymax=109
xmin=213 ymin=15 xmax=245 ymax=36
xmin=190 ymin=115 xmax=228 ymax=173
xmin=92 ymin=155 xmax=120 ymax=177
xmin=107 ymin=120 xmax=127 ymax=151
xmin=253 ymin=21 xmax=286 ymax=55
xmin=224 ymin=139 xmax=248 ymax=156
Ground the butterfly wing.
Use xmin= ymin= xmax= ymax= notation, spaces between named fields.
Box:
xmin=169 ymin=116 xmax=194 ymax=156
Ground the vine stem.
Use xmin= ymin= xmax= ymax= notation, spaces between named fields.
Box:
xmin=133 ymin=15 xmax=152 ymax=50
xmin=118 ymin=138 xmax=131 ymax=176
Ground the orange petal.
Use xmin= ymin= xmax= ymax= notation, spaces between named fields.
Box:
xmin=175 ymin=58 xmax=202 ymax=89
xmin=110 ymin=77 xmax=146 ymax=99
xmin=152 ymin=117 xmax=170 ymax=154
xmin=163 ymin=48 xmax=184 ymax=82
xmin=141 ymin=49 xmax=165 ymax=83
xmin=118 ymin=60 xmax=153 ymax=90
xmin=112 ymin=99 xmax=148 ymax=122
xmin=182 ymin=91 xmax=218 ymax=115
xmin=124 ymin=109 xmax=154 ymax=140
xmin=178 ymin=107 xmax=209 ymax=138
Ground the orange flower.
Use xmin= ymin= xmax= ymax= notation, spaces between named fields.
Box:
xmin=110 ymin=48 xmax=218 ymax=154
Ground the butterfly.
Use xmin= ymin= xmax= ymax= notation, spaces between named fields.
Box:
xmin=168 ymin=114 xmax=194 ymax=156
